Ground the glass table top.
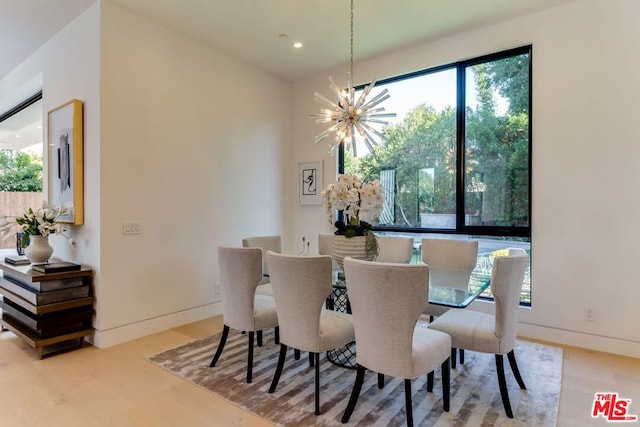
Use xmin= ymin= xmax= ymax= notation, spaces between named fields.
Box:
xmin=333 ymin=271 xmax=490 ymax=309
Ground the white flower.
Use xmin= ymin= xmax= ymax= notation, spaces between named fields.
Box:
xmin=0 ymin=204 xmax=69 ymax=241
xmin=322 ymin=173 xmax=385 ymax=225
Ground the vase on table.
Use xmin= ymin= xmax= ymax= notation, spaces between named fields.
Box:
xmin=24 ymin=235 xmax=54 ymax=264
xmin=331 ymin=235 xmax=376 ymax=272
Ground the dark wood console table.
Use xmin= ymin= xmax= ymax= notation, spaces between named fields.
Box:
xmin=0 ymin=261 xmax=94 ymax=359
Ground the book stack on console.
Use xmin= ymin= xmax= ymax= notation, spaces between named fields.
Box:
xmin=0 ymin=263 xmax=91 ymax=338
xmin=0 ymin=270 xmax=88 ymax=305
xmin=31 ymin=262 xmax=82 ymax=274
xmin=4 ymin=255 xmax=31 ymax=266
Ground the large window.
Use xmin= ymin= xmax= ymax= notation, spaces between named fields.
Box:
xmin=342 ymin=46 xmax=531 ymax=238
xmin=0 ymin=92 xmax=44 ymax=249
xmin=341 ymin=46 xmax=531 ymax=305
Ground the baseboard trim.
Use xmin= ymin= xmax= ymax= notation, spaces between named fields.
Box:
xmin=518 ymin=323 xmax=640 ymax=359
xmin=88 ymin=302 xmax=222 ymax=348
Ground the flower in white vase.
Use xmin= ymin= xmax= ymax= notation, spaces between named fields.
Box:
xmin=0 ymin=205 xmax=71 ymax=247
xmin=323 ymin=174 xmax=384 ymax=227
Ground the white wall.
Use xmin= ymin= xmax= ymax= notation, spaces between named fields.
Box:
xmin=0 ymin=1 xmax=290 ymax=348
xmin=290 ymin=0 xmax=640 ymax=358
xmin=96 ymin=1 xmax=289 ymax=346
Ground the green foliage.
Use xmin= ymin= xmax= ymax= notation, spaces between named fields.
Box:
xmin=348 ymin=53 xmax=530 ymax=228
xmin=350 ymin=104 xmax=456 ymax=226
xmin=0 ymin=149 xmax=43 ymax=192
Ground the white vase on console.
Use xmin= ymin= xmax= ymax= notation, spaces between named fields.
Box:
xmin=24 ymin=235 xmax=54 ymax=265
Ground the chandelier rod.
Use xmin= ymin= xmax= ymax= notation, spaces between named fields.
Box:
xmin=350 ymin=0 xmax=354 ymax=80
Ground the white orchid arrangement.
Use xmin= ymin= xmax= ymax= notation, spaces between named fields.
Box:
xmin=322 ymin=174 xmax=384 ymax=239
xmin=0 ymin=205 xmax=73 ymax=246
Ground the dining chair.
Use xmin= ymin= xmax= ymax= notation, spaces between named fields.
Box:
xmin=376 ymin=235 xmax=414 ymax=263
xmin=421 ymin=238 xmax=478 ymax=367
xmin=317 ymin=233 xmax=338 ymax=270
xmin=428 ymin=253 xmax=530 ymax=418
xmin=265 ymin=251 xmax=355 ymax=416
xmin=209 ymin=246 xmax=279 ymax=384
xmin=421 ymin=238 xmax=479 ymax=318
xmin=341 ymin=257 xmax=451 ymax=426
xmin=242 ymin=235 xmax=281 ymax=295
xmin=507 ymin=247 xmax=527 ymax=256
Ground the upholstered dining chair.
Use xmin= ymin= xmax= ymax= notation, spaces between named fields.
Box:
xmin=341 ymin=257 xmax=451 ymax=426
xmin=317 ymin=233 xmax=333 ymax=256
xmin=242 ymin=235 xmax=281 ymax=295
xmin=209 ymin=247 xmax=279 ymax=384
xmin=428 ymin=253 xmax=530 ymax=418
xmin=376 ymin=235 xmax=415 ymax=263
xmin=507 ymin=247 xmax=527 ymax=256
xmin=421 ymin=238 xmax=479 ymax=318
xmin=265 ymin=251 xmax=355 ymax=416
xmin=318 ymin=233 xmax=339 ymax=270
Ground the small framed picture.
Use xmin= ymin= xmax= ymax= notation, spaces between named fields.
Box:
xmin=299 ymin=161 xmax=323 ymax=205
xmin=47 ymin=99 xmax=84 ymax=224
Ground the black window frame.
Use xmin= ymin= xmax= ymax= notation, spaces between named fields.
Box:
xmin=339 ymin=45 xmax=532 ymax=239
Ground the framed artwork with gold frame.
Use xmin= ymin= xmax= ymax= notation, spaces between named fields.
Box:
xmin=47 ymin=99 xmax=83 ymax=225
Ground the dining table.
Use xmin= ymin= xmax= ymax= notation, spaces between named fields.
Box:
xmin=325 ymin=269 xmax=491 ymax=368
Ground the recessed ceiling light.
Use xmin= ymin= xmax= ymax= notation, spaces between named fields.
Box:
xmin=15 ymin=135 xmax=21 ymax=138
xmin=293 ymin=42 xmax=303 ymax=49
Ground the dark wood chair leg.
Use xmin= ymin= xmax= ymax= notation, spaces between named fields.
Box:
xmin=459 ymin=349 xmax=465 ymax=364
xmin=495 ymin=354 xmax=514 ymax=418
xmin=274 ymin=326 xmax=279 ymax=344
xmin=341 ymin=365 xmax=366 ymax=423
xmin=451 ymin=347 xmax=457 ymax=369
xmin=404 ymin=379 xmax=414 ymax=427
xmin=426 ymin=370 xmax=434 ymax=392
xmin=294 ymin=349 xmax=301 ymax=360
xmin=247 ymin=331 xmax=254 ymax=383
xmin=378 ymin=373 xmax=384 ymax=389
xmin=309 ymin=352 xmax=315 ymax=367
xmin=257 ymin=330 xmax=263 ymax=347
xmin=314 ymin=352 xmax=321 ymax=415
xmin=269 ymin=344 xmax=288 ymax=393
xmin=441 ymin=357 xmax=450 ymax=412
xmin=507 ymin=350 xmax=527 ymax=389
xmin=209 ymin=325 xmax=230 ymax=367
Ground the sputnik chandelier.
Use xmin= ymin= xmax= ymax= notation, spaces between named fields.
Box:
xmin=309 ymin=0 xmax=395 ymax=156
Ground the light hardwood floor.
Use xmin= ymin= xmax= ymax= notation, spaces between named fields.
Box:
xmin=0 ymin=316 xmax=638 ymax=426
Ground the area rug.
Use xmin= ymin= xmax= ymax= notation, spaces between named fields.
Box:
xmin=147 ymin=326 xmax=562 ymax=426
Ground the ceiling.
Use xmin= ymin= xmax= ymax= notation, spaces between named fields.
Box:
xmin=1 ymin=0 xmax=577 ymax=84
xmin=0 ymin=0 xmax=575 ymax=150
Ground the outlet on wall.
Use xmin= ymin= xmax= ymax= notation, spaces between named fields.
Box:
xmin=585 ymin=306 xmax=595 ymax=322
xmin=123 ymin=221 xmax=142 ymax=235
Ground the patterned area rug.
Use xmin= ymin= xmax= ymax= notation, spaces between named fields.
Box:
xmin=147 ymin=326 xmax=562 ymax=426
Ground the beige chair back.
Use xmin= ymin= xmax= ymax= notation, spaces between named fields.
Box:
xmin=344 ymin=257 xmax=430 ymax=378
xmin=318 ymin=233 xmax=340 ymax=270
xmin=491 ymin=254 xmax=530 ymax=353
xmin=242 ymin=235 xmax=281 ymax=276
xmin=217 ymin=246 xmax=263 ymax=331
xmin=265 ymin=251 xmax=333 ymax=351
xmin=507 ymin=247 xmax=527 ymax=256
xmin=376 ymin=235 xmax=414 ymax=264
xmin=421 ymin=238 xmax=478 ymax=289
xmin=317 ymin=234 xmax=334 ymax=256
